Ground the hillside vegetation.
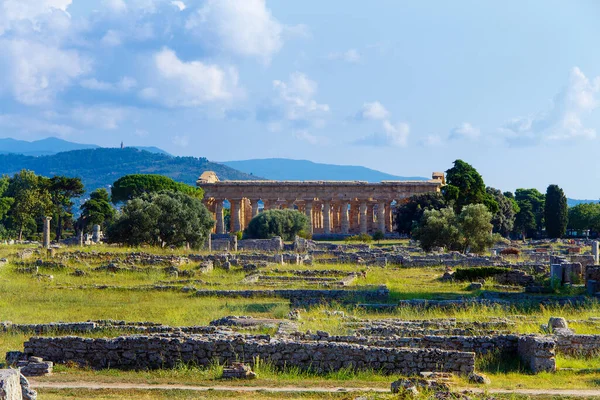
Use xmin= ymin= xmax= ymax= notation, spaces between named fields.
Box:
xmin=0 ymin=148 xmax=259 ymax=193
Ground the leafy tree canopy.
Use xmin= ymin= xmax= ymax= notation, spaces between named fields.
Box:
xmin=395 ymin=192 xmax=446 ymax=235
xmin=486 ymin=187 xmax=518 ymax=237
xmin=107 ymin=190 xmax=213 ymax=248
xmin=244 ymin=209 xmax=310 ymax=241
xmin=79 ymin=188 xmax=115 ymax=232
xmin=111 ymin=174 xmax=204 ymax=204
xmin=514 ymin=188 xmax=545 ymax=238
xmin=443 ymin=160 xmax=498 ymax=213
xmin=568 ymin=203 xmax=600 ymax=232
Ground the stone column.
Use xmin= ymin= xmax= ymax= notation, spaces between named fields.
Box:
xmin=593 ymin=241 xmax=599 ymax=265
xmin=243 ymin=198 xmax=252 ymax=229
xmin=359 ymin=200 xmax=368 ymax=234
xmin=385 ymin=203 xmax=393 ymax=233
xmin=341 ymin=202 xmax=350 ymax=234
xmin=305 ymin=200 xmax=314 ymax=234
xmin=43 ymin=216 xmax=52 ymax=249
xmin=332 ymin=203 xmax=339 ymax=233
xmin=215 ymin=200 xmax=225 ymax=234
xmin=251 ymin=200 xmax=260 ymax=218
xmin=230 ymin=199 xmax=241 ymax=233
xmin=323 ymin=200 xmax=331 ymax=234
xmin=377 ymin=201 xmax=386 ymax=233
xmin=367 ymin=203 xmax=375 ymax=233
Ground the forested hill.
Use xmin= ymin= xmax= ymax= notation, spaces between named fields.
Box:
xmin=0 ymin=148 xmax=259 ymax=193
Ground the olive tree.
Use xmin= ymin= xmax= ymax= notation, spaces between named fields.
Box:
xmin=244 ymin=209 xmax=310 ymax=240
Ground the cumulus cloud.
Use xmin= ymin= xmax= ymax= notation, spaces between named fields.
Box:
xmin=272 ymin=72 xmax=329 ymax=121
xmin=0 ymin=0 xmax=72 ymax=35
xmin=70 ymin=105 xmax=128 ymax=130
xmin=140 ymin=47 xmax=240 ymax=108
xmin=421 ymin=134 xmax=443 ymax=147
xmin=294 ymin=130 xmax=328 ymax=145
xmin=0 ymin=113 xmax=78 ymax=137
xmin=328 ymin=49 xmax=360 ymax=63
xmin=501 ymin=67 xmax=600 ymax=145
xmin=354 ymin=122 xmax=410 ymax=147
xmin=171 ymin=1 xmax=186 ymax=11
xmin=450 ymin=122 xmax=480 ymax=140
xmin=0 ymin=39 xmax=91 ymax=105
xmin=80 ymin=77 xmax=137 ymax=92
xmin=356 ymin=101 xmax=390 ymax=120
xmin=185 ymin=0 xmax=284 ymax=62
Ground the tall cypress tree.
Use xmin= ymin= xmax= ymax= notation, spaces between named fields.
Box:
xmin=544 ymin=184 xmax=568 ymax=238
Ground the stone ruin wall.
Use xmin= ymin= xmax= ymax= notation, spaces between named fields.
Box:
xmin=22 ymin=334 xmax=475 ymax=376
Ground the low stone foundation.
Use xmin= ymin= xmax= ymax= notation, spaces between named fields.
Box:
xmin=22 ymin=333 xmax=475 ymax=375
xmin=517 ymin=335 xmax=556 ymax=373
xmin=555 ymin=334 xmax=600 ymax=357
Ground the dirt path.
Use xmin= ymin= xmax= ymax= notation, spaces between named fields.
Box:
xmin=29 ymin=381 xmax=600 ymax=397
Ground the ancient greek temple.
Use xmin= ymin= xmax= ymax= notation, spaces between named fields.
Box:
xmin=197 ymin=172 xmax=445 ymax=235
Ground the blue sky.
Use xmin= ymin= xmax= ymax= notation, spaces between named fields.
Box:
xmin=1 ymin=1 xmax=600 ymax=198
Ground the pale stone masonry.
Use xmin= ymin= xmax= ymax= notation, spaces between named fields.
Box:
xmin=198 ymin=172 xmax=445 ymax=235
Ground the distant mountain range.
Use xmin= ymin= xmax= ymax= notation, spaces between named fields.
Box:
xmin=0 ymin=148 xmax=257 ymax=194
xmin=222 ymin=158 xmax=428 ymax=182
xmin=0 ymin=137 xmax=169 ymax=156
xmin=567 ymin=198 xmax=599 ymax=207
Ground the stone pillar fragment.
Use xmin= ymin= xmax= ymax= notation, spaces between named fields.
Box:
xmin=323 ymin=201 xmax=331 ymax=234
xmin=341 ymin=202 xmax=350 ymax=234
xmin=43 ymin=216 xmax=52 ymax=249
xmin=593 ymin=241 xmax=599 ymax=265
xmin=359 ymin=201 xmax=368 ymax=234
xmin=215 ymin=200 xmax=225 ymax=234
xmin=251 ymin=200 xmax=260 ymax=218
xmin=230 ymin=199 xmax=241 ymax=233
xmin=305 ymin=200 xmax=314 ymax=234
xmin=377 ymin=202 xmax=386 ymax=233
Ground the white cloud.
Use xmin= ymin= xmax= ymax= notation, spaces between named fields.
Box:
xmin=186 ymin=0 xmax=284 ymax=62
xmin=294 ymin=130 xmax=327 ymax=145
xmin=140 ymin=47 xmax=240 ymax=107
xmin=101 ymin=30 xmax=122 ymax=47
xmin=354 ymin=122 xmax=410 ymax=147
xmin=70 ymin=105 xmax=128 ymax=130
xmin=80 ymin=76 xmax=137 ymax=92
xmin=501 ymin=67 xmax=600 ymax=145
xmin=103 ymin=0 xmax=127 ymax=13
xmin=170 ymin=1 xmax=186 ymax=11
xmin=357 ymin=101 xmax=389 ymax=120
xmin=173 ymin=135 xmax=189 ymax=147
xmin=0 ymin=0 xmax=72 ymax=35
xmin=0 ymin=113 xmax=78 ymax=137
xmin=272 ymin=72 xmax=329 ymax=121
xmin=421 ymin=134 xmax=443 ymax=147
xmin=450 ymin=122 xmax=480 ymax=140
xmin=0 ymin=39 xmax=91 ymax=105
xmin=328 ymin=49 xmax=361 ymax=63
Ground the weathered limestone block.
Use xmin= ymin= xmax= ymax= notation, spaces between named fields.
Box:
xmin=0 ymin=369 xmax=21 ymax=400
xmin=517 ymin=336 xmax=556 ymax=373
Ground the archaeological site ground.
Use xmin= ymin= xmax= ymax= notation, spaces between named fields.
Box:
xmin=2 ymin=234 xmax=600 ymax=399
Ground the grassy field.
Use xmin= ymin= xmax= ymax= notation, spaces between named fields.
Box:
xmin=1 ymin=243 xmax=600 ymax=398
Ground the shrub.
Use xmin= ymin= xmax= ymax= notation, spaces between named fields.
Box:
xmin=453 ymin=266 xmax=512 ymax=282
xmin=345 ymin=233 xmax=373 ymax=243
xmin=372 ymin=231 xmax=385 ymax=242
xmin=244 ymin=209 xmax=309 ymax=241
xmin=500 ymin=247 xmax=520 ymax=256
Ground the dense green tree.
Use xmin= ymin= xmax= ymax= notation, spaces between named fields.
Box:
xmin=443 ymin=160 xmax=498 ymax=213
xmin=568 ymin=203 xmax=600 ymax=232
xmin=514 ymin=188 xmax=545 ymax=238
xmin=413 ymin=204 xmax=494 ymax=253
xmin=457 ymin=204 xmax=494 ymax=253
xmin=48 ymin=176 xmax=85 ymax=240
xmin=244 ymin=209 xmax=310 ymax=240
xmin=413 ymin=208 xmax=461 ymax=252
xmin=544 ymin=184 xmax=568 ymax=238
xmin=0 ymin=176 xmax=14 ymax=222
xmin=395 ymin=192 xmax=446 ymax=235
xmin=111 ymin=174 xmax=204 ymax=204
xmin=79 ymin=188 xmax=116 ymax=232
xmin=107 ymin=191 xmax=213 ymax=248
xmin=5 ymin=170 xmax=52 ymax=240
xmin=514 ymin=201 xmax=536 ymax=239
xmin=486 ymin=187 xmax=518 ymax=237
